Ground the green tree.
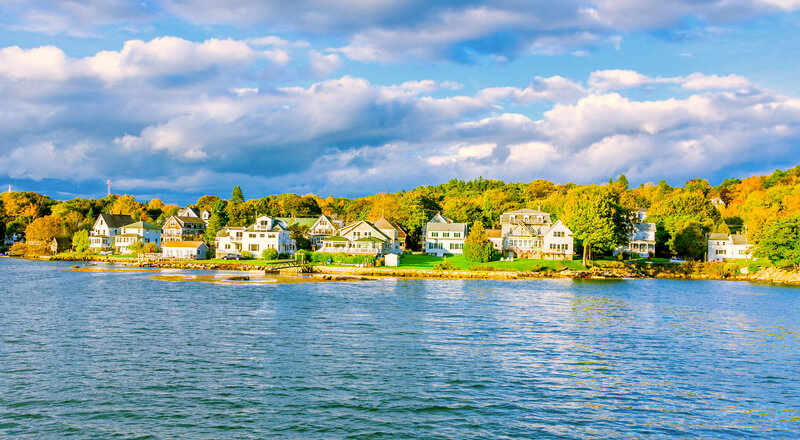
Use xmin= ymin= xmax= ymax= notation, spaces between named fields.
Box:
xmin=463 ymin=221 xmax=494 ymax=263
xmin=231 ymin=186 xmax=245 ymax=203
xmin=288 ymin=224 xmax=311 ymax=250
xmin=72 ymin=230 xmax=90 ymax=252
xmin=754 ymin=214 xmax=800 ymax=268
xmin=204 ymin=200 xmax=228 ymax=241
xmin=667 ymin=219 xmax=706 ymax=260
xmin=195 ymin=195 xmax=221 ymax=212
xmin=562 ymin=187 xmax=630 ymax=266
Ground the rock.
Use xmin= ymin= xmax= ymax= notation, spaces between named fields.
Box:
xmin=225 ymin=275 xmax=250 ymax=281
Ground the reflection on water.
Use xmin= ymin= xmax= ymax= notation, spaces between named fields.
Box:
xmin=1 ymin=258 xmax=800 ymax=439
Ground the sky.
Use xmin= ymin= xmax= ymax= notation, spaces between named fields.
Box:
xmin=1 ymin=1 xmax=799 ymax=204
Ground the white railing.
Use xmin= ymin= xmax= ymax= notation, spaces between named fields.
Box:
xmin=318 ymin=246 xmax=383 ymax=254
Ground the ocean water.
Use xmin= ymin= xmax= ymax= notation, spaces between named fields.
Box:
xmin=1 ymin=258 xmax=799 ymax=439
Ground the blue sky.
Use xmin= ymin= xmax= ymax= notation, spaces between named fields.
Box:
xmin=1 ymin=1 xmax=799 ymax=204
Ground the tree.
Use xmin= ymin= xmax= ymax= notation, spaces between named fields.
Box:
xmin=463 ymin=221 xmax=494 ymax=263
xmin=195 ymin=195 xmax=221 ymax=212
xmin=283 ymin=195 xmax=322 ymax=217
xmin=685 ymin=178 xmax=711 ymax=196
xmin=562 ymin=187 xmax=630 ymax=266
xmin=204 ymin=200 xmax=228 ymax=241
xmin=668 ymin=219 xmax=706 ymax=260
xmin=288 ymin=224 xmax=311 ymax=250
xmin=754 ymin=214 xmax=800 ymax=268
xmin=25 ymin=215 xmax=63 ymax=253
xmin=72 ymin=230 xmax=90 ymax=252
xmin=231 ymin=186 xmax=245 ymax=203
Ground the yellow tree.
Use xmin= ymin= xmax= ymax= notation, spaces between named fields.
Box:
xmin=26 ymin=215 xmax=62 ymax=246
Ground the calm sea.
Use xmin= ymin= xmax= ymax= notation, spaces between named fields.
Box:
xmin=1 ymin=258 xmax=799 ymax=439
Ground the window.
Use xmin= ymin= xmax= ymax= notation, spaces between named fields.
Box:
xmin=260 ymin=234 xmax=265 ymax=238
xmin=249 ymin=233 xmax=255 ymax=238
xmin=250 ymin=244 xmax=259 ymax=251
xmin=454 ymin=233 xmax=460 ymax=238
xmin=443 ymin=232 xmax=450 ymax=238
xmin=431 ymin=232 xmax=438 ymax=237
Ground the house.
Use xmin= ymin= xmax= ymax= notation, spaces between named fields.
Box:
xmin=423 ymin=214 xmax=467 ymax=257
xmin=319 ymin=220 xmax=393 ymax=256
xmin=307 ymin=214 xmax=346 ymax=248
xmin=162 ymin=215 xmax=207 ymax=241
xmin=113 ymin=221 xmax=162 ymax=254
xmin=4 ymin=233 xmax=24 ymax=246
xmin=162 ymin=241 xmax=208 ymax=260
xmin=707 ymin=233 xmax=752 ymax=262
xmin=486 ymin=229 xmax=503 ymax=251
xmin=178 ymin=206 xmax=212 ymax=223
xmin=215 ymin=226 xmax=245 ymax=257
xmin=89 ymin=213 xmax=134 ymax=250
xmin=50 ymin=237 xmax=71 ymax=254
xmin=615 ymin=209 xmax=657 ymax=258
xmin=214 ymin=216 xmax=296 ymax=258
xmin=241 ymin=215 xmax=296 ymax=257
xmin=373 ymin=217 xmax=407 ymax=254
xmin=541 ymin=220 xmax=575 ymax=260
xmin=710 ymin=197 xmax=726 ymax=208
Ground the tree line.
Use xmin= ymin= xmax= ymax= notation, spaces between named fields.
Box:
xmin=4 ymin=166 xmax=800 ymax=267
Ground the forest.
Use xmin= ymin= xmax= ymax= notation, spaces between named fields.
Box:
xmin=3 ymin=165 xmax=800 ymax=266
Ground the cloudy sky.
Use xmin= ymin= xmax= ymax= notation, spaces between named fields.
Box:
xmin=1 ymin=1 xmax=799 ymax=203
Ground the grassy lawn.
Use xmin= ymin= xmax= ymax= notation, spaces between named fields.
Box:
xmin=397 ymin=254 xmax=586 ymax=271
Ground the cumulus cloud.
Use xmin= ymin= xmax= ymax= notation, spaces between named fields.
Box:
xmin=0 ymin=41 xmax=798 ymax=198
xmin=308 ymin=50 xmax=343 ymax=77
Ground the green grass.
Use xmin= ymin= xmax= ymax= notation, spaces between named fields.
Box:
xmin=397 ymin=254 xmax=586 ymax=271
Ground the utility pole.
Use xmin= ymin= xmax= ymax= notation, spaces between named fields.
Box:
xmin=107 ymin=180 xmax=111 ymax=196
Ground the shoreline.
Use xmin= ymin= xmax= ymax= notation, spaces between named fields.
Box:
xmin=23 ymin=254 xmax=800 ymax=285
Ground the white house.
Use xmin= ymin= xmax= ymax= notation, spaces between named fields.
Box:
xmin=240 ymin=215 xmax=296 ymax=257
xmin=319 ymin=220 xmax=392 ymax=256
xmin=541 ymin=220 xmax=575 ymax=260
xmin=215 ymin=226 xmax=245 ymax=258
xmin=615 ymin=210 xmax=657 ymax=258
xmin=423 ymin=214 xmax=467 ymax=257
xmin=162 ymin=215 xmax=207 ymax=242
xmin=162 ymin=241 xmax=208 ymax=260
xmin=178 ymin=206 xmax=211 ymax=223
xmin=498 ymin=208 xmax=574 ymax=260
xmin=89 ymin=214 xmax=134 ymax=250
xmin=707 ymin=233 xmax=752 ymax=262
xmin=113 ymin=221 xmax=162 ymax=254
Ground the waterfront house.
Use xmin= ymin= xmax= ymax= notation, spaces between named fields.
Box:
xmin=423 ymin=214 xmax=467 ymax=257
xmin=486 ymin=229 xmax=503 ymax=251
xmin=498 ymin=209 xmax=575 ymax=260
xmin=319 ymin=220 xmax=392 ymax=256
xmin=214 ymin=226 xmax=245 ymax=258
xmin=162 ymin=241 xmax=208 ymax=260
xmin=178 ymin=206 xmax=211 ymax=223
xmin=308 ymin=214 xmax=346 ymax=248
xmin=162 ymin=215 xmax=207 ymax=242
xmin=114 ymin=221 xmax=162 ymax=254
xmin=373 ymin=217 xmax=408 ymax=254
xmin=89 ymin=213 xmax=134 ymax=250
xmin=241 ymin=215 xmax=296 ymax=257
xmin=707 ymin=233 xmax=752 ymax=262
xmin=615 ymin=209 xmax=657 ymax=258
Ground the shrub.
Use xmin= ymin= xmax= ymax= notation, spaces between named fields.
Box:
xmin=241 ymin=251 xmax=253 ymax=259
xmin=261 ymin=248 xmax=279 ymax=260
xmin=434 ymin=260 xmax=457 ymax=271
xmin=470 ymin=264 xmax=497 ymax=271
xmin=529 ymin=264 xmax=544 ymax=272
xmin=140 ymin=242 xmax=160 ymax=254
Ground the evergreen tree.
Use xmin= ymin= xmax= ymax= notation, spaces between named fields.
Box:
xmin=463 ymin=221 xmax=494 ymax=263
xmin=231 ymin=186 xmax=245 ymax=203
xmin=668 ymin=219 xmax=706 ymax=260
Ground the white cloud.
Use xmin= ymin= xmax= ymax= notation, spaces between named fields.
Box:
xmin=308 ymin=50 xmax=343 ymax=77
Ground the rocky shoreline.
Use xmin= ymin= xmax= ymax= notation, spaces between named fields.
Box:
xmin=28 ymin=255 xmax=800 ymax=285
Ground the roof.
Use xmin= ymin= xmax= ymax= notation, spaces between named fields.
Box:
xmin=339 ymin=220 xmax=392 ymax=241
xmin=503 ymin=209 xmax=548 ymax=215
xmin=179 ymin=207 xmax=201 ymax=217
xmin=322 ymin=235 xmax=349 ymax=241
xmin=176 ymin=216 xmax=206 ymax=225
xmin=707 ymin=233 xmax=730 ymax=241
xmin=428 ymin=213 xmax=453 ymax=224
xmin=124 ymin=221 xmax=160 ymax=230
xmin=636 ymin=208 xmax=648 ymax=213
xmin=426 ymin=222 xmax=467 ymax=233
xmin=486 ymin=228 xmax=501 ymax=238
xmin=732 ymin=234 xmax=748 ymax=245
xmin=356 ymin=236 xmax=385 ymax=243
xmin=116 ymin=233 xmax=140 ymax=238
xmin=277 ymin=217 xmax=318 ymax=228
xmin=373 ymin=217 xmax=407 ymax=239
xmin=634 ymin=223 xmax=656 ymax=232
xmin=162 ymin=240 xmax=206 ymax=248
xmin=97 ymin=213 xmax=134 ymax=229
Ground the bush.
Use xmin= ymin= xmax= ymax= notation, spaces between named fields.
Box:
xmin=529 ymin=264 xmax=544 ymax=272
xmin=261 ymin=248 xmax=279 ymax=260
xmin=434 ymin=260 xmax=457 ymax=271
xmin=470 ymin=264 xmax=499 ymax=271
xmin=310 ymin=252 xmax=376 ymax=265
xmin=140 ymin=242 xmax=160 ymax=254
xmin=241 ymin=251 xmax=253 ymax=259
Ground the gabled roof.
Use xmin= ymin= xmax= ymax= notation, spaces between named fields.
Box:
xmin=97 ymin=213 xmax=134 ymax=229
xmin=486 ymin=228 xmax=501 ymax=238
xmin=277 ymin=217 xmax=318 ymax=228
xmin=707 ymin=233 xmax=730 ymax=241
xmin=124 ymin=221 xmax=160 ymax=230
xmin=426 ymin=222 xmax=467 ymax=233
xmin=162 ymin=240 xmax=207 ymax=248
xmin=732 ymin=235 xmax=748 ymax=245
xmin=322 ymin=235 xmax=349 ymax=242
xmin=339 ymin=220 xmax=391 ymax=241
xmin=373 ymin=217 xmax=407 ymax=239
xmin=166 ymin=215 xmax=207 ymax=226
xmin=356 ymin=236 xmax=384 ymax=243
xmin=179 ymin=207 xmax=201 ymax=217
xmin=428 ymin=213 xmax=452 ymax=224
